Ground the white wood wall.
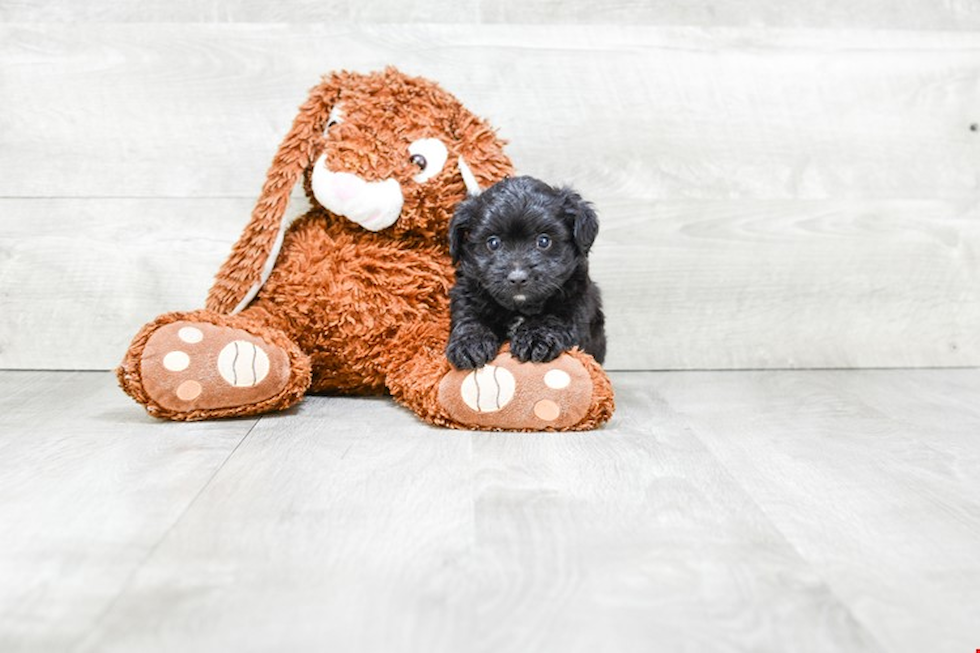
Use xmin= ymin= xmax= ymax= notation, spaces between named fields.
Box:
xmin=1 ymin=5 xmax=978 ymax=371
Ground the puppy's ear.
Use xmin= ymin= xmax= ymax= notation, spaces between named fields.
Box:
xmin=560 ymin=187 xmax=599 ymax=255
xmin=449 ymin=195 xmax=479 ymax=263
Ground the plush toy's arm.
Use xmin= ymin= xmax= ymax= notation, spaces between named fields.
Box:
xmin=206 ymin=78 xmax=341 ymax=315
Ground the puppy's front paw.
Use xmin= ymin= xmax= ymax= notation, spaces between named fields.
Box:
xmin=447 ymin=332 xmax=501 ymax=370
xmin=510 ymin=327 xmax=569 ymax=364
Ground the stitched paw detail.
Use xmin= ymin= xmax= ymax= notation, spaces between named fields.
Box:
xmin=140 ymin=321 xmax=290 ymax=413
xmin=458 ymin=364 xmax=517 ymax=413
xmin=439 ymin=351 xmax=593 ymax=430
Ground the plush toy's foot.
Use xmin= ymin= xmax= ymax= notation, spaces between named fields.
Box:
xmin=437 ymin=349 xmax=613 ymax=431
xmin=118 ymin=312 xmax=311 ymax=421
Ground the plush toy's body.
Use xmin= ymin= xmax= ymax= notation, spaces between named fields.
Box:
xmin=118 ymin=68 xmax=614 ymax=430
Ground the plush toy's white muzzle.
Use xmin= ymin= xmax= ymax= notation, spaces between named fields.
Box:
xmin=310 ymin=154 xmax=404 ymax=231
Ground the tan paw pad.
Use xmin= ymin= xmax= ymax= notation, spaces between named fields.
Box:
xmin=439 ymin=351 xmax=593 ymax=430
xmin=140 ymin=321 xmax=291 ymax=413
xmin=459 ymin=364 xmax=516 ymax=413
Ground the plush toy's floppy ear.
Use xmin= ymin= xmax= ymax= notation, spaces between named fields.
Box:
xmin=450 ymin=109 xmax=513 ymax=200
xmin=561 ymin=187 xmax=599 ymax=255
xmin=456 ymin=156 xmax=483 ymax=197
xmin=444 ymin=111 xmax=511 ymax=257
xmin=448 ymin=195 xmax=479 ymax=264
xmin=206 ymin=76 xmax=342 ymax=314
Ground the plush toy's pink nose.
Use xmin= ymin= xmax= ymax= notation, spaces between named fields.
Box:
xmin=310 ymin=155 xmax=404 ymax=232
xmin=329 ymin=172 xmax=361 ymax=202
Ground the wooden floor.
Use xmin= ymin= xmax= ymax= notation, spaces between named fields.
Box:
xmin=1 ymin=369 xmax=978 ymax=653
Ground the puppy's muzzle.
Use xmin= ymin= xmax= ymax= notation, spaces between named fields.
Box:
xmin=310 ymin=154 xmax=404 ymax=231
xmin=507 ymin=268 xmax=529 ymax=288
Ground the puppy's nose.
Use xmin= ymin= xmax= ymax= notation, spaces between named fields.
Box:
xmin=507 ymin=268 xmax=529 ymax=287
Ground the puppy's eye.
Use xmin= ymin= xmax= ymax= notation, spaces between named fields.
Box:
xmin=407 ymin=138 xmax=448 ymax=183
xmin=536 ymin=234 xmax=552 ymax=250
xmin=486 ymin=236 xmax=502 ymax=252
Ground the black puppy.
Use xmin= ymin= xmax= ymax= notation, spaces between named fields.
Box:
xmin=446 ymin=175 xmax=606 ymax=369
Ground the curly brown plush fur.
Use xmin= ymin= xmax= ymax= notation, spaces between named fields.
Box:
xmin=117 ymin=68 xmax=614 ymax=431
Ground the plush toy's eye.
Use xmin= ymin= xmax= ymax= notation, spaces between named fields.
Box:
xmin=325 ymin=105 xmax=343 ymax=133
xmin=487 ymin=236 xmax=502 ymax=252
xmin=408 ymin=138 xmax=448 ymax=183
xmin=536 ymin=234 xmax=552 ymax=250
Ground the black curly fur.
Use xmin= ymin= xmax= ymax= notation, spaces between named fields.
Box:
xmin=446 ymin=176 xmax=606 ymax=369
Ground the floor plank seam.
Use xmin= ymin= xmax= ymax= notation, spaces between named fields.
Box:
xmin=3 ymin=366 xmax=979 ymax=374
xmin=67 ymin=417 xmax=262 ymax=653
xmin=607 ymin=365 xmax=980 ymax=374
xmin=650 ymin=388 xmax=893 ymax=653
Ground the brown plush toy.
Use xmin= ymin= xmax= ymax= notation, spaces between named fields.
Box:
xmin=117 ymin=68 xmax=614 ymax=431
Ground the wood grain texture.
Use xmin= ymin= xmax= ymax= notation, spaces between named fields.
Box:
xmin=1 ymin=25 xmax=977 ymax=200
xmin=465 ymin=376 xmax=884 ymax=653
xmin=1 ymin=24 xmax=978 ymax=371
xmin=0 ymin=0 xmax=481 ymax=23
xmin=7 ymin=369 xmax=980 ymax=652
xmin=654 ymin=368 xmax=980 ymax=653
xmin=0 ymin=371 xmax=256 ymax=653
xmin=73 ymin=372 xmax=884 ymax=653
xmin=2 ymin=0 xmax=979 ymax=30
xmin=592 ymin=197 xmax=980 ymax=370
xmin=76 ymin=392 xmax=481 ymax=653
xmin=0 ymin=197 xmax=311 ymax=370
xmin=1 ymin=197 xmax=977 ymax=370
xmin=475 ymin=0 xmax=980 ymax=30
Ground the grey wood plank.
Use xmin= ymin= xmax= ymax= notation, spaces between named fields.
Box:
xmin=653 ymin=368 xmax=980 ymax=653
xmin=77 ymin=373 xmax=884 ymax=653
xmin=2 ymin=0 xmax=978 ymax=30
xmin=1 ymin=25 xmax=977 ymax=200
xmin=75 ymin=393 xmax=480 ymax=653
xmin=2 ymin=197 xmax=977 ymax=371
xmin=0 ymin=371 xmax=257 ymax=653
xmin=593 ymin=197 xmax=980 ymax=371
xmin=476 ymin=0 xmax=980 ymax=30
xmin=465 ymin=374 xmax=885 ymax=653
xmin=0 ymin=197 xmax=310 ymax=371
xmin=0 ymin=0 xmax=480 ymax=23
